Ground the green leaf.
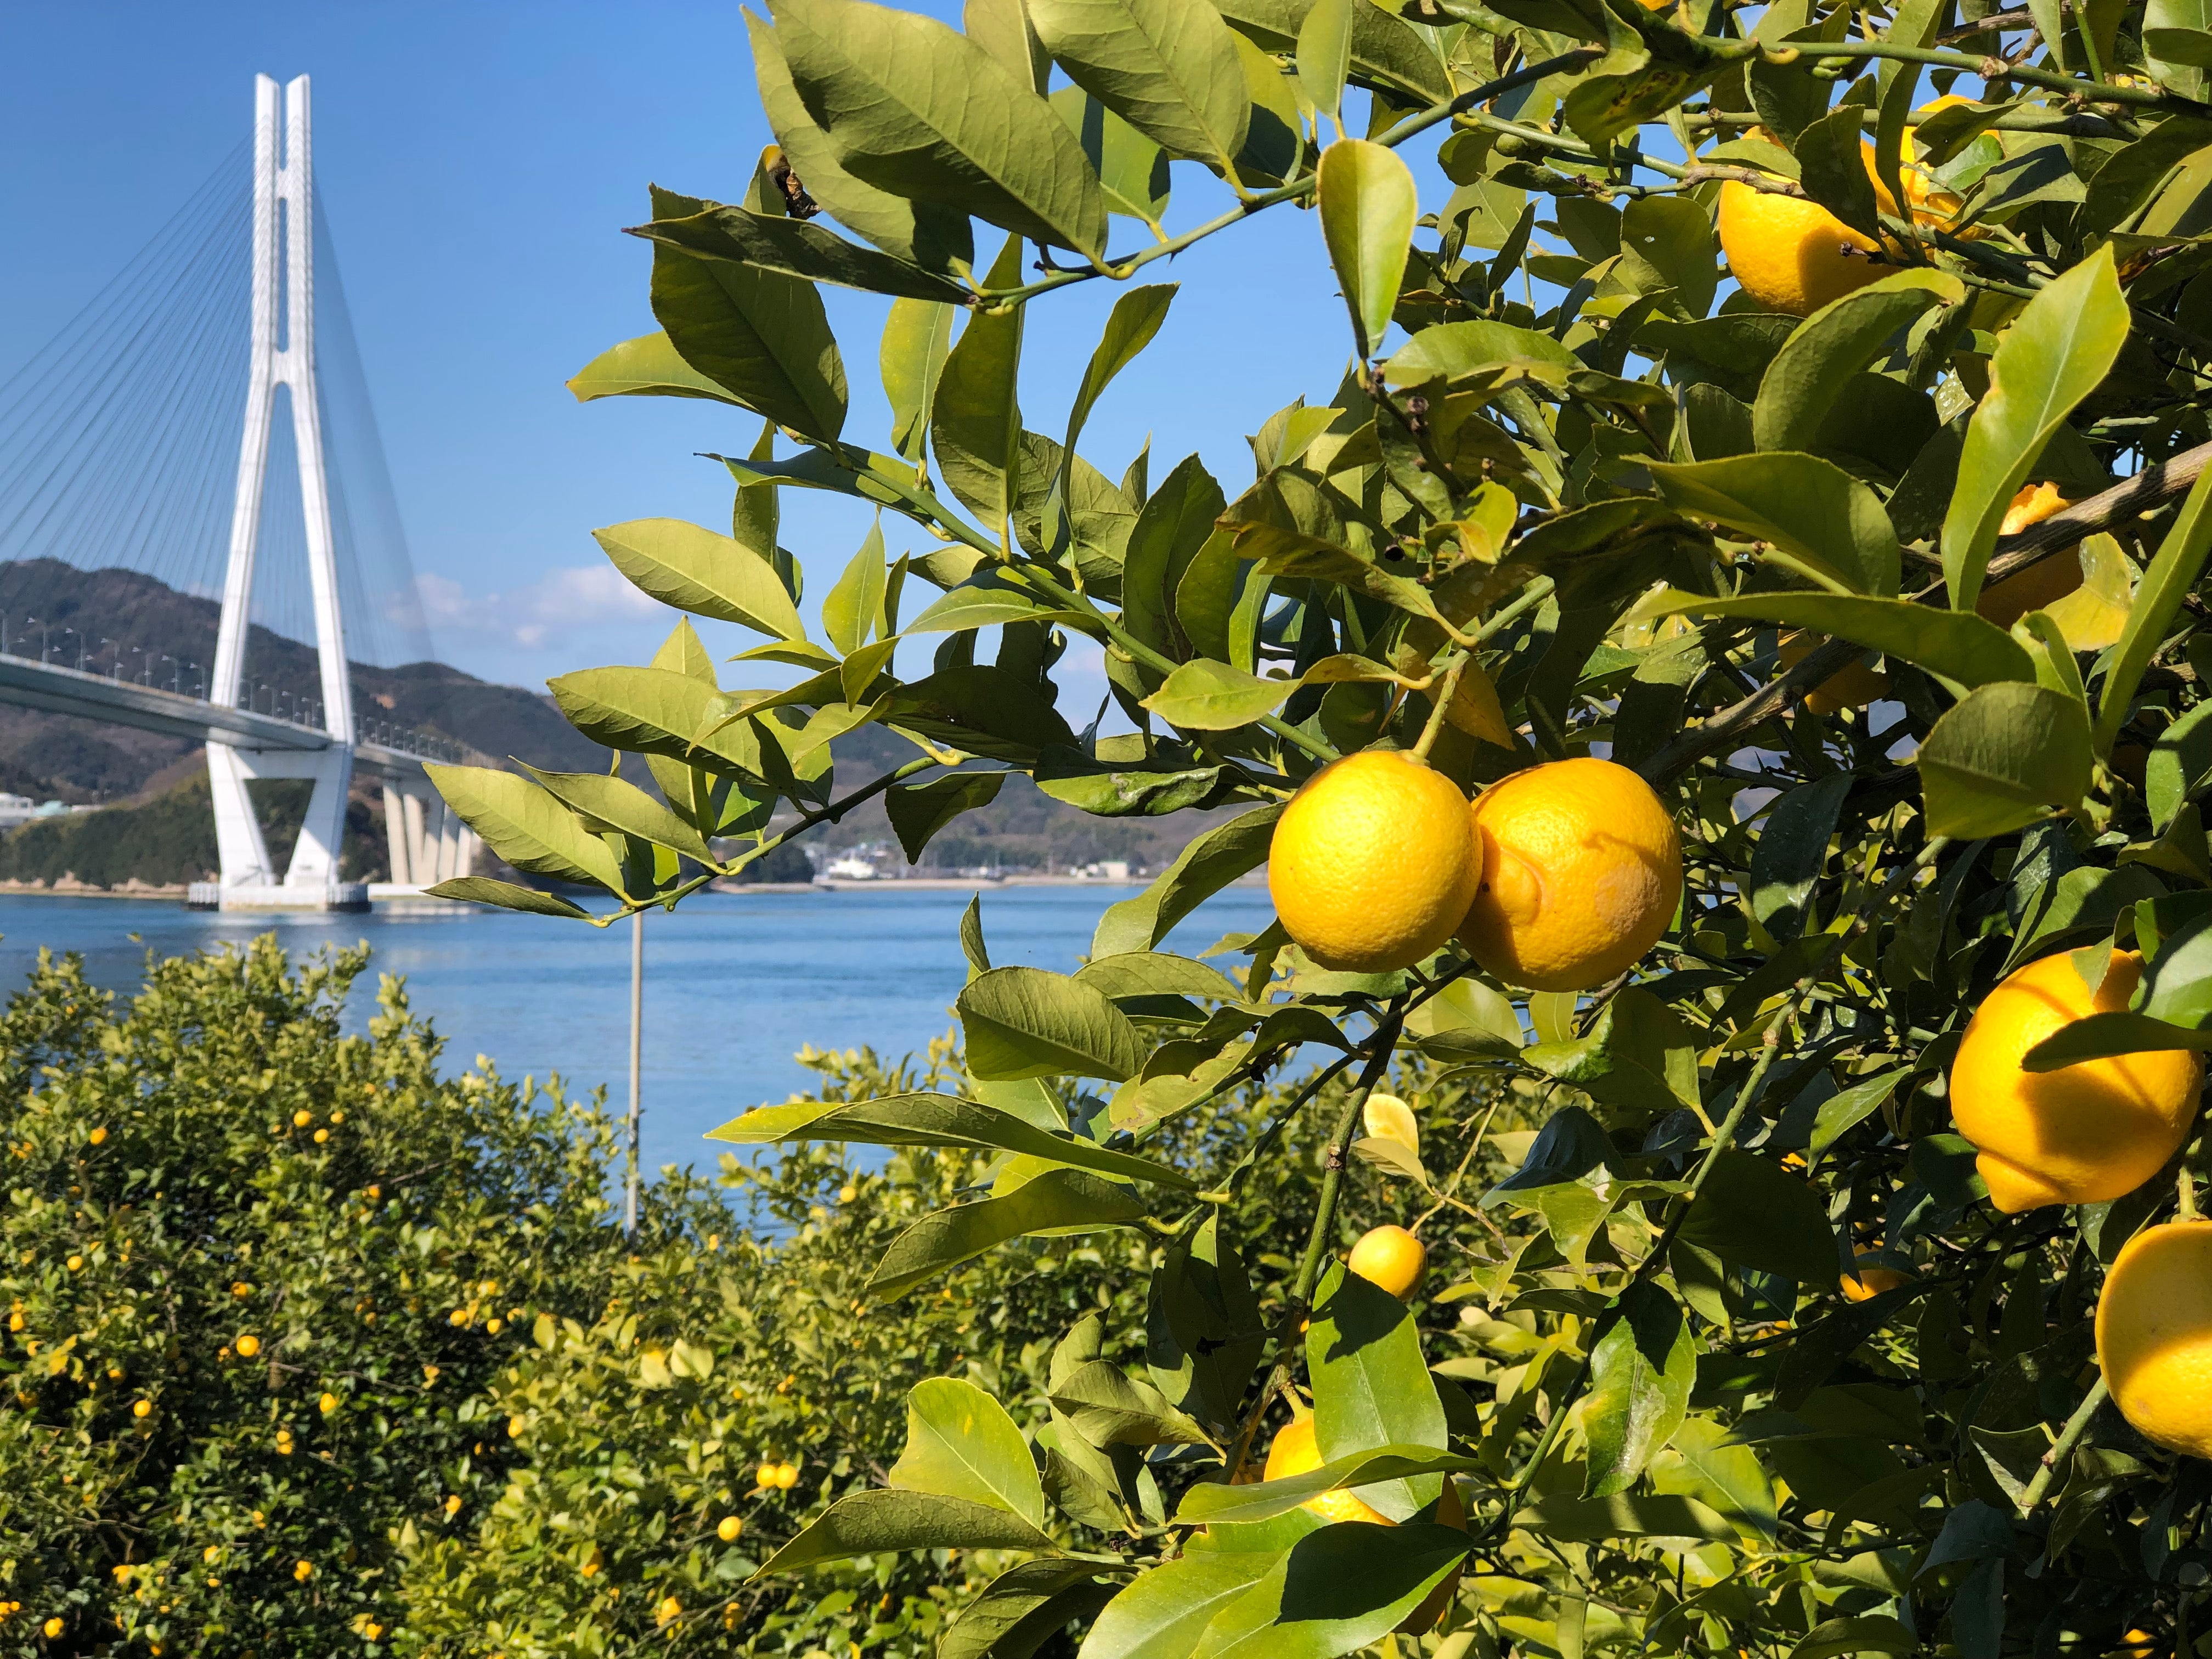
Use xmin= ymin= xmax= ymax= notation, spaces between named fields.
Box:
xmin=1522 ymin=990 xmax=1700 ymax=1115
xmin=891 ymin=1375 xmax=1048 ymax=1526
xmin=746 ymin=8 xmax=977 ymax=273
xmin=1075 ymin=952 xmax=1242 ymax=1002
xmin=1807 ymin=1067 xmax=1911 ymax=1163
xmin=1381 ymin=317 xmax=1578 ymax=386
xmin=752 ymin=1488 xmax=1056 ymax=1577
xmin=591 ymin=517 xmax=808 ymax=640
xmin=547 ymin=667 xmax=764 ymax=776
xmin=631 ymin=200 xmax=972 ymax=302
xmin=1750 ymin=772 xmax=1853 ymax=943
xmin=1317 ymin=139 xmax=1417 ymax=362
xmin=883 ymin=297 xmax=958 ymax=461
xmin=1651 ymin=1415 xmax=1779 ymax=1542
xmin=1141 ymin=660 xmax=1300 ymax=730
xmin=519 ymin=766 xmax=715 ymax=864
xmin=1511 ymin=1492 xmax=1737 ymax=1543
xmin=888 ymin=663 xmax=1079 ymax=761
xmin=1148 ymin=1214 xmax=1263 ymax=1430
xmin=648 ymin=185 xmax=848 ymax=442
xmin=1035 ymin=747 xmax=1252 ymax=816
xmin=1124 ymin=453 xmax=1228 ymax=661
xmin=1092 ymin=805 xmax=1281 ymax=957
xmin=1790 ymin=1617 xmax=1918 ymax=1659
xmin=868 ymin=1170 xmax=1150 ymax=1299
xmin=1174 ymin=1447 xmax=1482 ymax=1526
xmin=959 ymin=966 xmax=1146 ymax=1081
xmin=2020 ymin=1011 xmax=2212 ymax=1070
xmin=942 ymin=1563 xmax=1127 ymax=1659
xmin=2096 ymin=464 xmax=2212 ymax=755
xmin=1920 ymin=680 xmax=2094 ymax=839
xmin=1079 ymin=1554 xmax=1282 ymax=1659
xmin=1065 ymin=285 xmax=1178 ymax=465
xmin=1617 ymin=196 xmax=1718 ymax=319
xmin=1646 ymin=455 xmax=1899 ymax=596
xmin=768 ymin=0 xmax=1110 ymax=257
xmin=885 ymin=771 xmax=1007 ymax=862
xmin=1029 ymin=0 xmax=1249 ymax=172
xmin=823 ymin=519 xmax=889 ymax=654
xmin=1296 ymin=0 xmax=1355 ymax=122
xmin=1192 ymin=1527 xmax=1472 ymax=1659
xmin=424 ymin=764 xmax=625 ymax=894
xmin=707 ymin=1090 xmax=1194 ymax=1187
xmin=1582 ymin=1284 xmax=1695 ymax=1497
xmin=1940 ymin=247 xmax=2130 ymax=611
xmin=1049 ymin=1360 xmax=1212 ymax=1446
xmin=934 ymin=237 xmax=1028 ymax=525
xmin=1753 ymin=271 xmax=1965 ymax=455
xmin=1310 ymin=1266 xmax=1450 ymax=1510
xmin=420 ymin=876 xmax=594 ymax=919
xmin=1214 ymin=0 xmax=1449 ymax=103
xmin=1655 ymin=590 xmax=2030 ymax=689
xmin=566 ymin=330 xmax=751 ymax=405
xmin=1677 ymin=1151 xmax=1837 ymax=1283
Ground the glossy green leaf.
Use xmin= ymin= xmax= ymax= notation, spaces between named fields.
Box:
xmin=648 ymin=185 xmax=848 ymax=442
xmin=1193 ymin=1526 xmax=1472 ymax=1659
xmin=1753 ymin=271 xmax=1965 ymax=455
xmin=1750 ymin=772 xmax=1852 ymax=941
xmin=1034 ymin=747 xmax=1251 ymax=816
xmin=934 ymin=238 xmax=1028 ymax=524
xmin=1380 ymin=318 xmax=1578 ymax=386
xmin=1148 ymin=1214 xmax=1263 ymax=1430
xmin=1078 ymin=1554 xmax=1281 ymax=1659
xmin=769 ymin=0 xmax=1110 ymax=257
xmin=1075 ymin=952 xmax=1242 ymax=1003
xmin=884 ymin=771 xmax=1007 ymax=862
xmin=520 ymin=766 xmax=714 ymax=865
xmin=823 ymin=520 xmax=889 ymax=654
xmin=711 ymin=1088 xmax=1193 ymax=1186
xmin=566 ymin=331 xmax=749 ymax=406
xmin=1054 ymin=88 xmax=1175 ymax=228
xmin=1065 ymin=285 xmax=1178 ymax=466
xmin=1029 ymin=0 xmax=1249 ymax=171
xmin=1655 ymin=590 xmax=2031 ymax=689
xmin=591 ymin=517 xmax=807 ymax=641
xmin=890 ymin=1375 xmax=1048 ymax=1525
xmin=1049 ymin=1360 xmax=1211 ymax=1446
xmin=1212 ymin=0 xmax=1450 ymax=104
xmin=747 ymin=8 xmax=977 ymax=272
xmin=547 ymin=667 xmax=764 ymax=776
xmin=1309 ymin=1266 xmax=1449 ymax=1511
xmin=1583 ymin=1284 xmax=1695 ymax=1497
xmin=425 ymin=764 xmax=625 ymax=894
xmin=1522 ymin=990 xmax=1700 ymax=1115
xmin=868 ymin=1170 xmax=1150 ymax=1298
xmin=1807 ymin=1067 xmax=1912 ymax=1163
xmin=632 ymin=201 xmax=972 ymax=302
xmin=1940 ymin=248 xmax=2129 ymax=611
xmin=1296 ymin=0 xmax=1355 ymax=122
xmin=420 ymin=876 xmax=594 ymax=919
xmin=1920 ymin=680 xmax=2094 ymax=839
xmin=2095 ymin=464 xmax=2212 ymax=755
xmin=752 ymin=1488 xmax=1056 ymax=1577
xmin=1677 ymin=1151 xmax=1836 ymax=1283
xmin=1511 ymin=1492 xmax=1737 ymax=1543
xmin=1174 ymin=1447 xmax=1482 ymax=1526
xmin=1141 ymin=660 xmax=1300 ymax=730
xmin=904 ymin=572 xmax=1088 ymax=635
xmin=1617 ymin=196 xmax=1717 ymax=319
xmin=1123 ymin=453 xmax=1227 ymax=661
xmin=1093 ymin=804 xmax=1282 ymax=956
xmin=1317 ymin=139 xmax=1417 ymax=361
xmin=887 ymin=663 xmax=1079 ymax=761
xmin=942 ymin=1563 xmax=1126 ymax=1659
xmin=1652 ymin=1415 xmax=1779 ymax=1542
xmin=1790 ymin=1617 xmax=1918 ymax=1659
xmin=883 ymin=297 xmax=958 ymax=461
xmin=959 ymin=966 xmax=1146 ymax=1081
xmin=1646 ymin=455 xmax=1899 ymax=596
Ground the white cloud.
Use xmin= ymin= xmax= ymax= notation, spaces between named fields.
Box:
xmin=417 ymin=564 xmax=667 ymax=652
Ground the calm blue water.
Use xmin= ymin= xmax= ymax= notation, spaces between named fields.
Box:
xmin=0 ymin=885 xmax=1274 ymax=1177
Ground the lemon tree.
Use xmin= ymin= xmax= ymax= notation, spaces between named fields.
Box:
xmin=430 ymin=1 xmax=2212 ymax=1654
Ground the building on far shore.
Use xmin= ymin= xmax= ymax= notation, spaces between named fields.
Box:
xmin=0 ymin=794 xmax=95 ymax=831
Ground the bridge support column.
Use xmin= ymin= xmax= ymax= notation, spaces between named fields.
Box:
xmin=381 ymin=785 xmax=411 ymax=884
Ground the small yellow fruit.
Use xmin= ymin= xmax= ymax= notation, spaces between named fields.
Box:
xmin=294 ymin=1559 xmax=314 ymax=1581
xmin=2097 ymin=1220 xmax=2212 ymax=1457
xmin=320 ymin=1392 xmax=338 ymax=1414
xmin=774 ymin=1462 xmax=800 ymax=1490
xmin=1950 ymin=951 xmax=2201 ymax=1212
xmin=1459 ymin=757 xmax=1682 ymax=992
xmin=232 ymin=1281 xmax=252 ymax=1297
xmin=1976 ymin=482 xmax=2081 ymax=627
xmin=509 ymin=1414 xmax=527 ymax=1438
xmin=445 ymin=1494 xmax=462 ymax=1515
xmin=717 ymin=1515 xmax=743 ymax=1542
xmin=657 ymin=1594 xmax=684 ymax=1625
xmin=313 ymin=1128 xmax=329 ymax=1144
xmin=293 ymin=1110 xmax=312 ymax=1128
xmin=1839 ymin=1259 xmax=1911 ymax=1301
xmin=837 ymin=1185 xmax=856 ymax=1203
xmin=1347 ymin=1225 xmax=1427 ymax=1299
xmin=65 ymin=1256 xmax=82 ymax=1273
xmin=236 ymin=1334 xmax=261 ymax=1358
xmin=43 ymin=1618 xmax=62 ymax=1639
xmin=132 ymin=1399 xmax=153 ymax=1418
xmin=203 ymin=1546 xmax=221 ymax=1564
xmin=1268 ymin=751 xmax=1482 ymax=973
xmin=88 ymin=1127 xmax=106 ymax=1146
xmin=757 ymin=1461 xmax=780 ymax=1489
xmin=1780 ymin=633 xmax=1888 ymax=716
xmin=1263 ymin=1416 xmax=1389 ymax=1525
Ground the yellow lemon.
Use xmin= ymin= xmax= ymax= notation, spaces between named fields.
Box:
xmin=132 ymin=1400 xmax=153 ymax=1419
xmin=1977 ymin=482 xmax=2081 ymax=627
xmin=1949 ymin=951 xmax=2201 ymax=1212
xmin=1839 ymin=1257 xmax=1911 ymax=1301
xmin=717 ymin=1515 xmax=743 ymax=1542
xmin=235 ymin=1334 xmax=261 ymax=1358
xmin=1780 ymin=633 xmax=1888 ymax=716
xmin=1263 ymin=1415 xmax=1390 ymax=1525
xmin=88 ymin=1127 xmax=106 ymax=1146
xmin=1269 ymin=751 xmax=1482 ymax=973
xmin=2097 ymin=1220 xmax=2212 ymax=1457
xmin=43 ymin=1619 xmax=62 ymax=1639
xmin=294 ymin=1559 xmax=314 ymax=1581
xmin=756 ymin=1461 xmax=780 ymax=1489
xmin=1459 ymin=758 xmax=1682 ymax=992
xmin=774 ymin=1462 xmax=800 ymax=1490
xmin=1347 ymin=1225 xmax=1427 ymax=1299
xmin=1719 ymin=179 xmax=1891 ymax=317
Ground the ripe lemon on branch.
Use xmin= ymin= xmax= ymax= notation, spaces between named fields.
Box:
xmin=2097 ymin=1220 xmax=2212 ymax=1457
xmin=1348 ymin=1224 xmax=1427 ymax=1298
xmin=1262 ymin=1414 xmax=1466 ymax=1630
xmin=1459 ymin=758 xmax=1682 ymax=992
xmin=1269 ymin=751 xmax=1481 ymax=973
xmin=1949 ymin=951 xmax=2201 ymax=1212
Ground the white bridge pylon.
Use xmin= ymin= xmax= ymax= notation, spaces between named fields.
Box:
xmin=204 ymin=74 xmax=466 ymax=910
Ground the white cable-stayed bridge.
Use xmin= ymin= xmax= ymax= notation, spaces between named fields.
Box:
xmin=0 ymin=74 xmax=478 ymax=909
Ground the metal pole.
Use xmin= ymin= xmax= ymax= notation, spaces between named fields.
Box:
xmin=625 ymin=910 xmax=643 ymax=1238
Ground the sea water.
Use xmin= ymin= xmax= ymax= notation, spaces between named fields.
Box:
xmin=0 ymin=885 xmax=1275 ymax=1178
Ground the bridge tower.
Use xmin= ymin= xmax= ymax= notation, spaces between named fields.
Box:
xmin=206 ymin=74 xmax=360 ymax=909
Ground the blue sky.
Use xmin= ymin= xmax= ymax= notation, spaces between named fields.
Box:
xmin=0 ymin=2 xmax=1371 ymax=696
